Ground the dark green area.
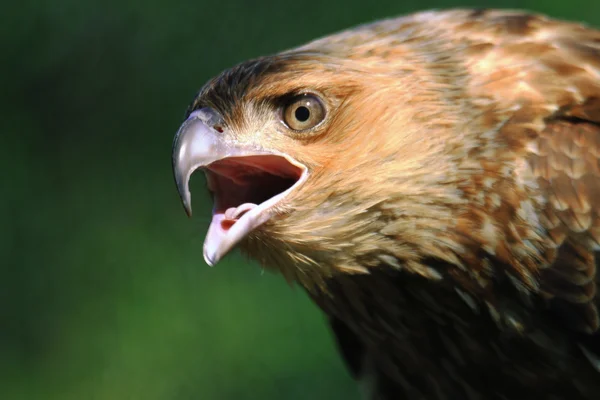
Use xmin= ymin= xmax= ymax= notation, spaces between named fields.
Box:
xmin=2 ymin=1 xmax=599 ymax=399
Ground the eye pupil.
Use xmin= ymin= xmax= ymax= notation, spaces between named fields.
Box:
xmin=295 ymin=106 xmax=310 ymax=122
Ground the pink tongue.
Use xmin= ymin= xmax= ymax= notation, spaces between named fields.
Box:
xmin=223 ymin=203 xmax=258 ymax=221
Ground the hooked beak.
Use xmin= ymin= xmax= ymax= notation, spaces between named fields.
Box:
xmin=172 ymin=108 xmax=308 ymax=266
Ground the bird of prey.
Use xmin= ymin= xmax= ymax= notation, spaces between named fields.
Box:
xmin=172 ymin=9 xmax=600 ymax=399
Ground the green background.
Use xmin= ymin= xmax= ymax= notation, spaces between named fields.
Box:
xmin=3 ymin=1 xmax=599 ymax=399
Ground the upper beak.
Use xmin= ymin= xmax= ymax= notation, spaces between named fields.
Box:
xmin=172 ymin=108 xmax=308 ymax=266
xmin=172 ymin=108 xmax=235 ymax=218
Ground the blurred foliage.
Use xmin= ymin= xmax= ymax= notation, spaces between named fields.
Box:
xmin=2 ymin=0 xmax=599 ymax=399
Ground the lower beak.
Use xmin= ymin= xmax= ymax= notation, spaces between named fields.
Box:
xmin=172 ymin=108 xmax=308 ymax=266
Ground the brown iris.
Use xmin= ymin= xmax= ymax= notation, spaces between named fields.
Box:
xmin=282 ymin=94 xmax=326 ymax=131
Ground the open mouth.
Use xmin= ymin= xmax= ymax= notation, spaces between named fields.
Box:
xmin=171 ymin=107 xmax=308 ymax=266
xmin=206 ymin=155 xmax=305 ymax=229
xmin=201 ymin=154 xmax=308 ymax=265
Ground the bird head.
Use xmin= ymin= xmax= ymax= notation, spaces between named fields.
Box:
xmin=172 ymin=30 xmax=487 ymax=288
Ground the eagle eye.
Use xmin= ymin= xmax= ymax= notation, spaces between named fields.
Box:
xmin=282 ymin=94 xmax=326 ymax=132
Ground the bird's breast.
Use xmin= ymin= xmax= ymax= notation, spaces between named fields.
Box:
xmin=309 ymin=268 xmax=600 ymax=399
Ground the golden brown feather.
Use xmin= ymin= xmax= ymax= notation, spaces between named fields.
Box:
xmin=173 ymin=9 xmax=600 ymax=399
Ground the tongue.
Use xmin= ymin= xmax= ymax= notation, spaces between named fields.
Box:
xmin=224 ymin=203 xmax=258 ymax=221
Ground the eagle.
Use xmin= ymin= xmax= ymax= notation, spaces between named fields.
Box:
xmin=172 ymin=9 xmax=600 ymax=399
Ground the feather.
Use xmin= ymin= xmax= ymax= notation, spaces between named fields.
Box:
xmin=174 ymin=8 xmax=600 ymax=399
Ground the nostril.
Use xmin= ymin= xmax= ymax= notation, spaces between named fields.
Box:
xmin=187 ymin=108 xmax=225 ymax=131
